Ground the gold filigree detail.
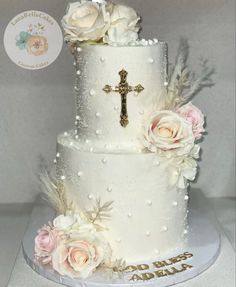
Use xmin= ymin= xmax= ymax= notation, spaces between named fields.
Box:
xmin=103 ymin=69 xmax=144 ymax=127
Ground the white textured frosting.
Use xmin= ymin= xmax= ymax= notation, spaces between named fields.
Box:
xmin=74 ymin=42 xmax=167 ymax=150
xmin=56 ymin=132 xmax=188 ymax=263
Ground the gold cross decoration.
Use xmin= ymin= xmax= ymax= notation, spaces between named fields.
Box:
xmin=103 ymin=69 xmax=144 ymax=128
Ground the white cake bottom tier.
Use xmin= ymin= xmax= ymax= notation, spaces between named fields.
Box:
xmin=56 ymin=133 xmax=188 ymax=263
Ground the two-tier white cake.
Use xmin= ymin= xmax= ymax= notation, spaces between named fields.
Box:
xmin=34 ymin=0 xmax=210 ymax=280
xmin=56 ymin=42 xmax=188 ymax=262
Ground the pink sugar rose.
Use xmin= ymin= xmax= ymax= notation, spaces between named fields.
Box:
xmin=177 ymin=102 xmax=205 ymax=140
xmin=35 ymin=224 xmax=59 ymax=265
xmin=52 ymin=232 xmax=111 ymax=279
xmin=144 ymin=110 xmax=195 ymax=157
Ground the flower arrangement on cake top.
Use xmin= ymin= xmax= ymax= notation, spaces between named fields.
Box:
xmin=61 ymin=0 xmax=141 ymax=45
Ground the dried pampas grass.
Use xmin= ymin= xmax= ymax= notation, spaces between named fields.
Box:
xmin=39 ymin=166 xmax=77 ymax=215
xmin=162 ymin=38 xmax=214 ymax=110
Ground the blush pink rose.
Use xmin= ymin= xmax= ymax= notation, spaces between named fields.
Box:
xmin=52 ymin=233 xmax=111 ymax=279
xmin=177 ymin=102 xmax=205 ymax=140
xmin=144 ymin=110 xmax=195 ymax=157
xmin=35 ymin=224 xmax=59 ymax=265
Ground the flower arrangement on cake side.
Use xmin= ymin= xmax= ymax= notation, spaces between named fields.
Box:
xmin=143 ymin=39 xmax=213 ymax=189
xmin=35 ymin=213 xmax=112 ymax=278
xmin=35 ymin=170 xmax=126 ymax=279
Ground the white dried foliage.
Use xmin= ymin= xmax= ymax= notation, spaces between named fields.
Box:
xmin=39 ymin=167 xmax=77 ymax=215
xmin=102 ymin=258 xmax=127 ymax=279
xmin=85 ymin=198 xmax=113 ymax=224
xmin=162 ymin=38 xmax=214 ymax=110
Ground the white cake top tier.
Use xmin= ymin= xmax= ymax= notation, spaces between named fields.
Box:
xmin=74 ymin=42 xmax=168 ymax=150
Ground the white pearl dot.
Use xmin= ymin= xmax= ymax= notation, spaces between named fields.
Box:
xmin=128 ymin=213 xmax=132 ymax=218
xmin=89 ymin=89 xmax=95 ymax=96
xmin=154 ymin=249 xmax=160 ymax=255
xmin=64 ymin=132 xmax=68 ymax=136
xmin=73 ymin=61 xmax=77 ymax=67
xmin=172 ymin=201 xmax=178 ymax=207
xmin=148 ymin=58 xmax=154 ymax=64
xmin=116 ymin=238 xmax=121 ymax=243
xmin=76 ymin=115 xmax=80 ymax=120
xmin=139 ymin=110 xmax=144 ymax=115
xmin=162 ymin=226 xmax=168 ymax=232
xmin=77 ymin=47 xmax=82 ymax=52
xmin=147 ymin=200 xmax=152 ymax=206
xmin=76 ymin=70 xmax=81 ymax=75
xmin=53 ymin=159 xmax=57 ymax=164
xmin=107 ymin=187 xmax=112 ymax=192
xmin=69 ymin=142 xmax=73 ymax=146
xmin=75 ymin=135 xmax=79 ymax=139
xmin=146 ymin=231 xmax=151 ymax=237
xmin=95 ymin=129 xmax=102 ymax=135
xmin=74 ymin=130 xmax=78 ymax=134
xmin=104 ymin=144 xmax=111 ymax=149
xmin=102 ymin=158 xmax=107 ymax=164
xmin=184 ymin=195 xmax=189 ymax=201
xmin=85 ymin=139 xmax=90 ymax=144
xmin=90 ymin=147 xmax=94 ymax=153
xmin=88 ymin=194 xmax=93 ymax=200
xmin=60 ymin=175 xmax=66 ymax=180
xmin=74 ymin=86 xmax=79 ymax=92
xmin=114 ymin=106 xmax=119 ymax=111
xmin=95 ymin=112 xmax=101 ymax=118
xmin=173 ymin=170 xmax=179 ymax=176
xmin=184 ymin=229 xmax=188 ymax=235
xmin=56 ymin=153 xmax=60 ymax=158
xmin=164 ymin=81 xmax=169 ymax=86
xmin=100 ymin=57 xmax=105 ymax=62
xmin=148 ymin=40 xmax=154 ymax=45
xmin=77 ymin=171 xmax=83 ymax=177
xmin=153 ymin=38 xmax=159 ymax=43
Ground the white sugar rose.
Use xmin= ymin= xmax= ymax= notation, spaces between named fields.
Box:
xmin=53 ymin=213 xmax=86 ymax=231
xmin=62 ymin=1 xmax=110 ymax=42
xmin=52 ymin=231 xmax=111 ymax=279
xmin=169 ymin=156 xmax=198 ymax=189
xmin=168 ymin=145 xmax=200 ymax=189
xmin=104 ymin=4 xmax=140 ymax=45
xmin=144 ymin=111 xmax=195 ymax=157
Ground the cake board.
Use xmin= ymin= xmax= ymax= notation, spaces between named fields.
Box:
xmin=22 ymin=190 xmax=221 ymax=287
